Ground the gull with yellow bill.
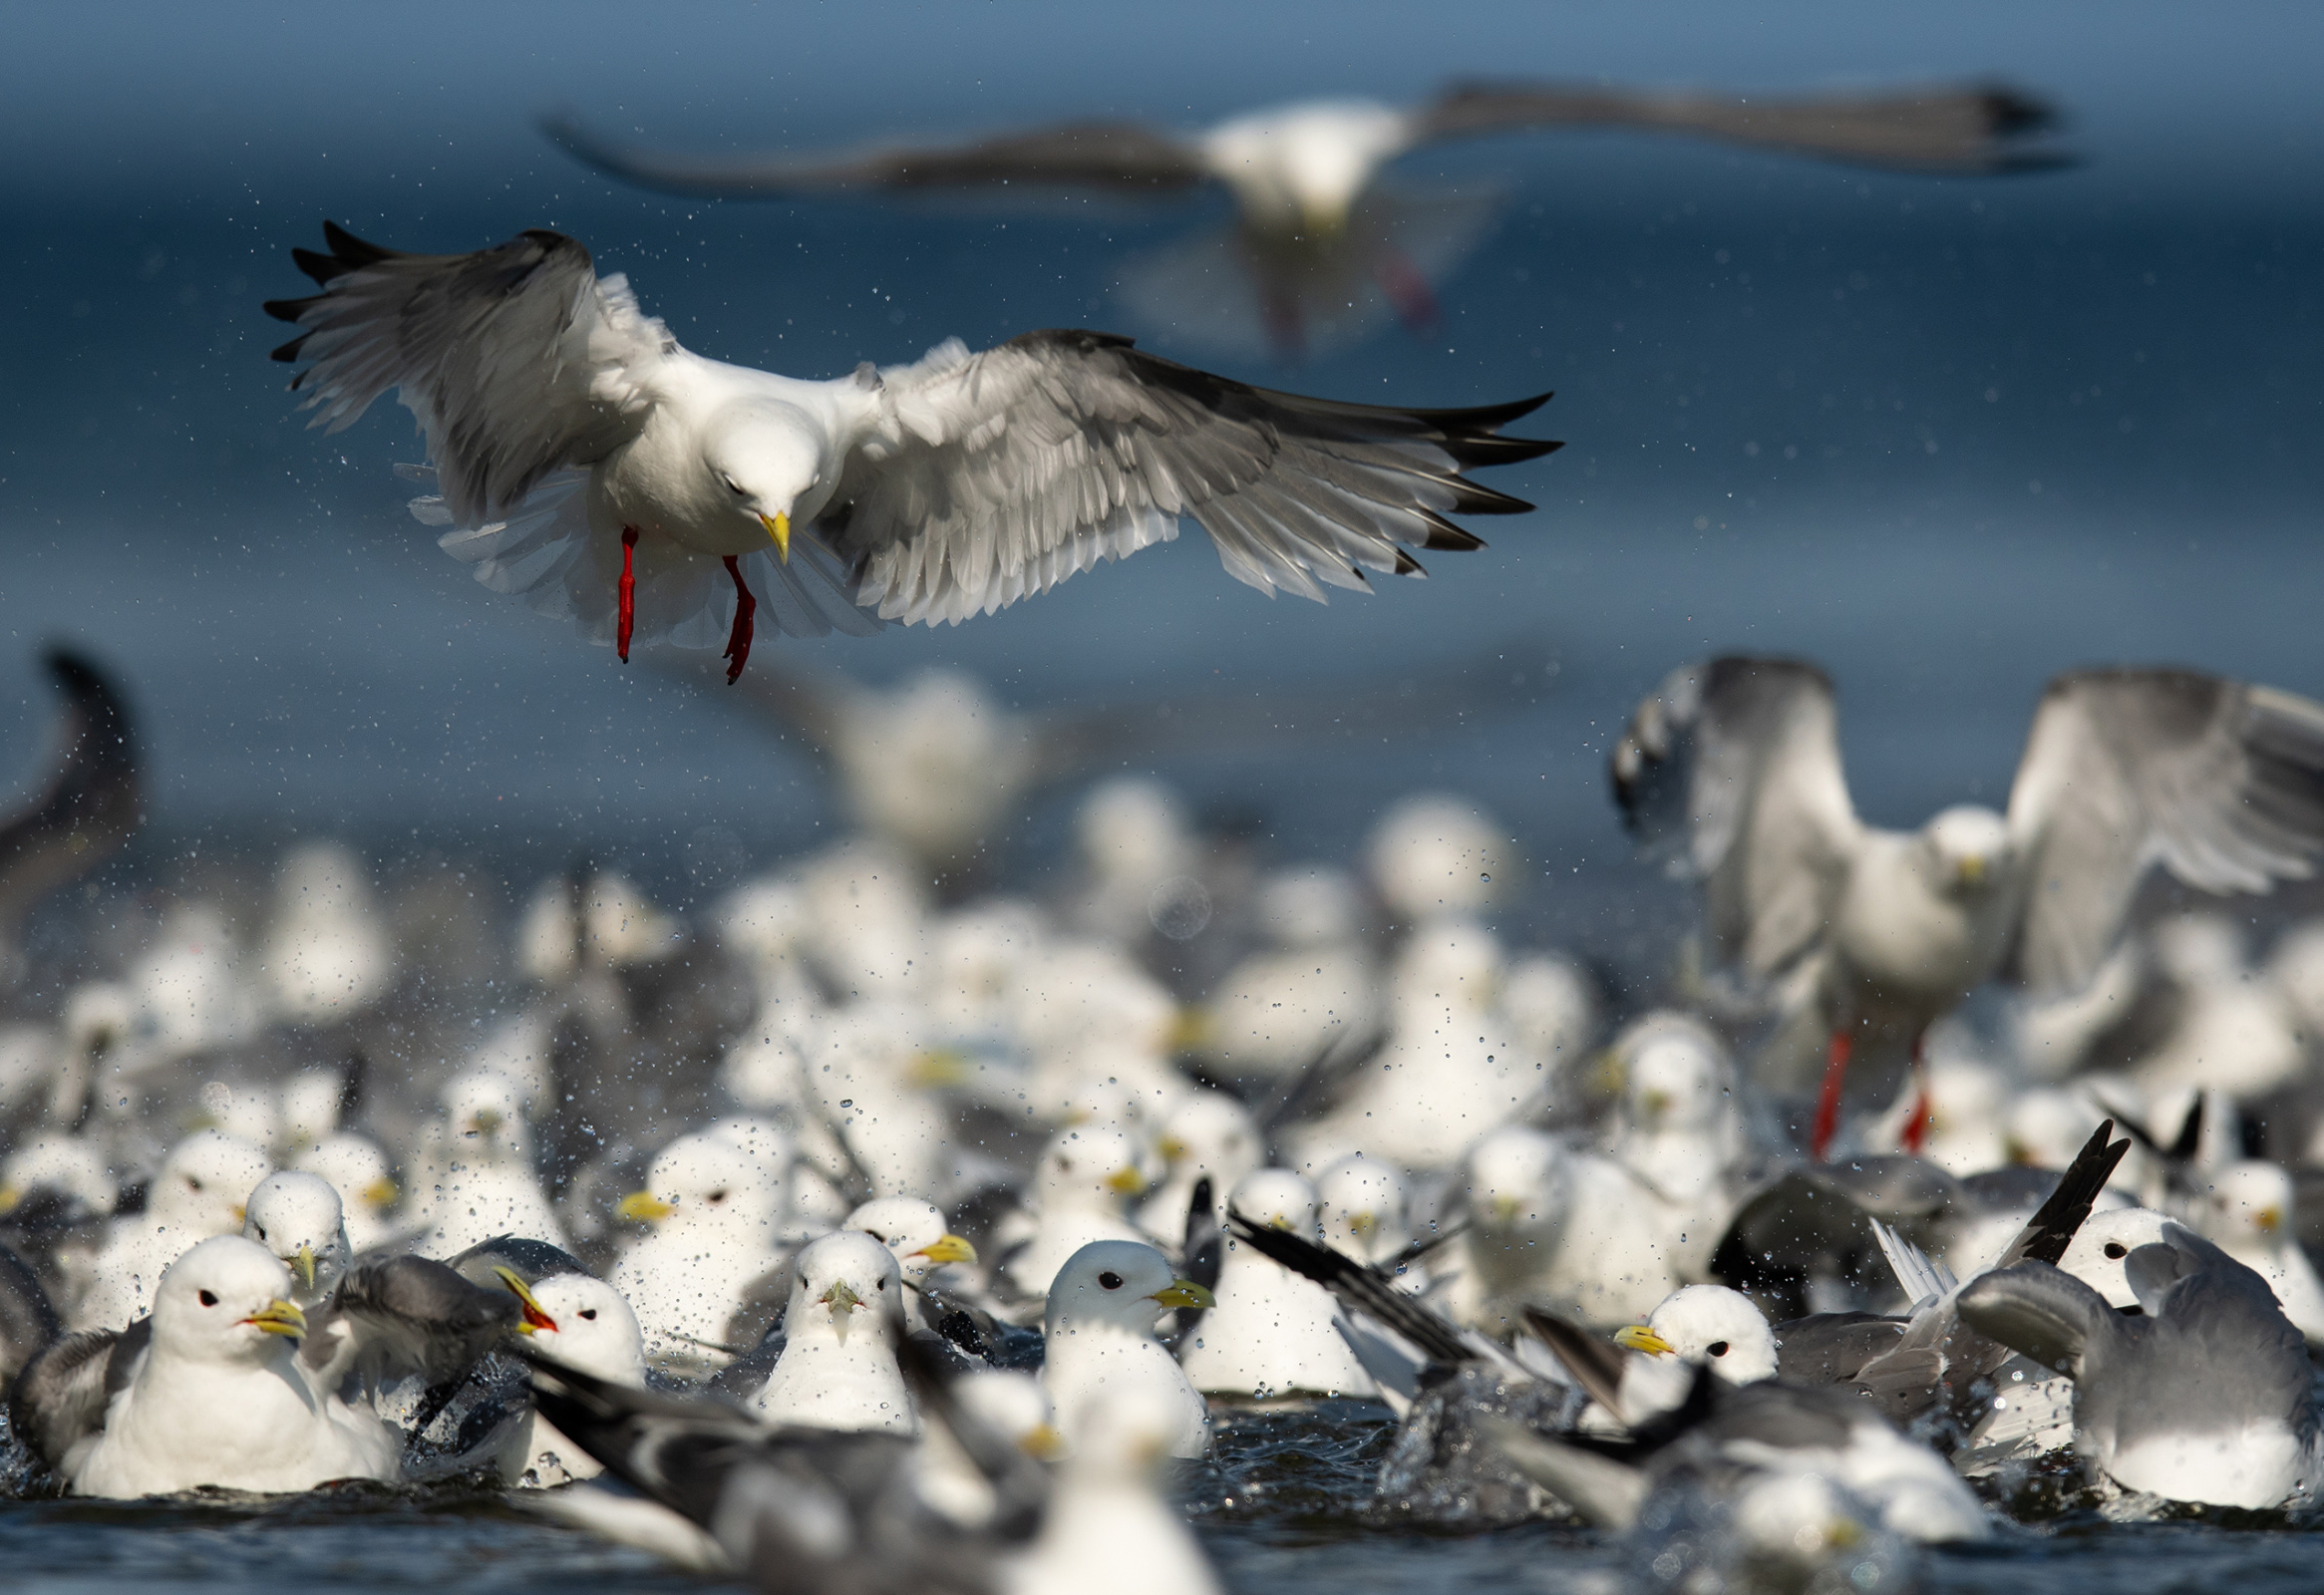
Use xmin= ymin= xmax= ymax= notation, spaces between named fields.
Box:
xmin=1039 ymin=1241 xmax=1214 ymax=1459
xmin=752 ymin=1230 xmax=917 ymax=1436
xmin=241 ymin=1169 xmax=352 ymax=1310
xmin=264 ymin=222 xmax=1555 ymax=684
xmin=11 ymin=1234 xmax=401 ymax=1496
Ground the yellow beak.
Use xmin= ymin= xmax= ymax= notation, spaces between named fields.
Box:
xmin=1107 ymin=1165 xmax=1149 ymax=1197
xmin=1156 ymin=1134 xmax=1188 ymax=1164
xmin=619 ymin=1190 xmax=676 ymax=1223
xmin=1956 ymin=855 xmax=1986 ymax=887
xmin=1020 ymin=1422 xmax=1068 ymax=1462
xmin=1165 ymin=1008 xmax=1211 ymax=1052
xmin=362 ymin=1176 xmax=399 ymax=1210
xmin=230 ymin=1204 xmax=247 ymax=1225
xmin=243 ymin=1298 xmax=308 ymax=1340
xmin=293 ymin=1243 xmax=317 ymax=1295
xmin=1148 ymin=1278 xmax=1215 ymax=1310
xmin=1347 ymin=1212 xmax=1379 ymax=1239
xmin=2258 ymin=1206 xmax=2284 ymax=1233
xmin=912 ymin=1233 xmax=979 ymax=1267
xmin=0 ymin=1183 xmax=19 ymax=1214
xmin=1614 ymin=1324 xmax=1675 ymax=1357
xmin=909 ymin=1049 xmax=972 ymax=1089
xmin=821 ymin=1278 xmax=864 ymax=1341
xmin=761 ymin=511 xmax=791 ymax=562
xmin=494 ymin=1265 xmax=557 ymax=1335
xmin=1491 ymin=1194 xmax=1523 ymax=1224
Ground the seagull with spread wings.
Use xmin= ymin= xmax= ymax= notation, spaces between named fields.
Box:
xmin=545 ymin=81 xmax=2067 ymax=357
xmin=1610 ymin=657 xmax=2324 ymax=1161
xmin=264 ymin=224 xmax=1556 ymax=683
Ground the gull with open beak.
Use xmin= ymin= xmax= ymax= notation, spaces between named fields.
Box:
xmin=493 ymin=1269 xmax=648 ymax=1486
xmin=1040 ymin=1240 xmax=1214 ymax=1458
xmin=752 ymin=1230 xmax=915 ymax=1435
xmin=20 ymin=1234 xmax=400 ymax=1497
xmin=241 ymin=1169 xmax=352 ymax=1309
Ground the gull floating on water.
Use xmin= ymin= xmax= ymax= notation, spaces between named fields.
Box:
xmin=1040 ymin=1240 xmax=1213 ymax=1459
xmin=265 ymin=223 xmax=1556 ymax=681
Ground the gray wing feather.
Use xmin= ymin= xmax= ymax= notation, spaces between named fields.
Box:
xmin=264 ymin=224 xmax=669 ymax=526
xmin=828 ymin=331 xmax=1556 ymax=627
xmin=9 ymin=1320 xmax=141 ymax=1468
xmin=1415 ymin=80 xmax=2068 ymax=174
xmin=330 ymin=1253 xmax=521 ymax=1385
xmin=2005 ymin=669 xmax=2324 ymax=993
xmin=1610 ymin=656 xmax=1860 ymax=979
xmin=1477 ymin=1416 xmax=1648 ymax=1529
xmin=0 ymin=650 xmax=144 ymax=955
xmin=544 ymin=113 xmax=1210 ymax=197
xmin=1955 ymin=1261 xmax=2123 ymax=1377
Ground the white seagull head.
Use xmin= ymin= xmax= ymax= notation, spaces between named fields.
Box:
xmin=788 ymin=1229 xmax=903 ymax=1346
xmin=1044 ymin=1240 xmax=1212 ymax=1339
xmin=1616 ymin=1284 xmax=1779 ymax=1385
xmin=153 ymin=1234 xmax=307 ymax=1367
xmin=505 ymin=1270 xmax=647 ymax=1383
xmin=703 ymin=399 xmax=828 ymax=561
xmin=846 ymin=1194 xmax=979 ymax=1286
xmin=240 ymin=1169 xmax=351 ymax=1304
xmin=1919 ymin=805 xmax=2014 ymax=898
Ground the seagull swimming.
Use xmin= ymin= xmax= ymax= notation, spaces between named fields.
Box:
xmin=1612 ymin=657 xmax=2324 ymax=1160
xmin=1180 ymin=1169 xmax=1376 ymax=1399
xmin=265 ymin=222 xmax=1555 ymax=682
xmin=17 ymin=1234 xmax=401 ymax=1497
xmin=1040 ymin=1240 xmax=1213 ymax=1459
xmin=752 ymin=1230 xmax=916 ymax=1436
xmin=492 ymin=1270 xmax=647 ymax=1486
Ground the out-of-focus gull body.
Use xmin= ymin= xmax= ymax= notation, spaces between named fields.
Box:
xmin=1613 ymin=657 xmax=2324 ymax=1159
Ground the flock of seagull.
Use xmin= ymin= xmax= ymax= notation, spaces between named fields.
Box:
xmin=4 ymin=67 xmax=2319 ymax=1595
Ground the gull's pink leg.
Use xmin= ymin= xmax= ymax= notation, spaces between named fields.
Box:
xmin=721 ymin=555 xmax=757 ymax=685
xmin=1374 ymin=246 xmax=1441 ymax=335
xmin=1898 ymin=1030 xmax=1934 ymax=1155
xmin=616 ymin=526 xmax=639 ymax=663
xmin=1810 ymin=1030 xmax=1852 ymax=1163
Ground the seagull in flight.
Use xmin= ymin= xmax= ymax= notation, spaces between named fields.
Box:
xmin=1611 ymin=657 xmax=2324 ymax=1162
xmin=264 ymin=224 xmax=1556 ymax=681
xmin=545 ymin=80 xmax=2067 ymax=357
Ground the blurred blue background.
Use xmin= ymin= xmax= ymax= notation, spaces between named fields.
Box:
xmin=1 ymin=0 xmax=2318 ymax=940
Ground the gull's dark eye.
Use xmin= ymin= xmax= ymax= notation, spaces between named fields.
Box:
xmin=255 ymin=1226 xmax=268 ymax=1241
xmin=1099 ymin=1271 xmax=1124 ymax=1291
xmin=1707 ymin=1341 xmax=1729 ymax=1358
xmin=723 ymin=475 xmax=745 ymax=496
xmin=2104 ymin=1242 xmax=2128 ymax=1260
xmin=1059 ymin=1157 xmax=1074 ymax=1172
xmin=186 ymin=1177 xmax=203 ymax=1192
xmin=198 ymin=1290 xmax=217 ymax=1307
xmin=864 ymin=1230 xmax=888 ymax=1244
xmin=708 ymin=1189 xmax=729 ymax=1204
xmin=579 ymin=1308 xmax=598 ymax=1321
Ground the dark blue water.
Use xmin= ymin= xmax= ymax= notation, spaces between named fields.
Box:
xmin=2 ymin=5 xmax=2322 ymax=1582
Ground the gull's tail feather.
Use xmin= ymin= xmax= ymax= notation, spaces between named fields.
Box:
xmin=408 ymin=466 xmax=881 ymax=648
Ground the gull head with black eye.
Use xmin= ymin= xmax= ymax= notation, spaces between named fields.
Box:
xmin=703 ymin=400 xmax=829 ymax=564
xmin=1045 ymin=1239 xmax=1213 ymax=1338
xmin=153 ymin=1234 xmax=308 ymax=1364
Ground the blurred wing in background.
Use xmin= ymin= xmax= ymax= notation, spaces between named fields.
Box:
xmin=2005 ymin=669 xmax=2324 ymax=994
xmin=1610 ymin=656 xmax=1860 ymax=982
xmin=1414 ymin=79 xmax=2071 ymax=174
xmin=0 ymin=649 xmax=143 ymax=980
xmin=541 ymin=113 xmax=1212 ymax=199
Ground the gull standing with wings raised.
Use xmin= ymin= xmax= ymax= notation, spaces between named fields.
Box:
xmin=1610 ymin=657 xmax=2324 ymax=1160
xmin=264 ymin=224 xmax=1556 ymax=683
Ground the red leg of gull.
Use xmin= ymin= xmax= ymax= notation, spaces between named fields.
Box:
xmin=720 ymin=554 xmax=757 ymax=685
xmin=1374 ymin=246 xmax=1441 ymax=335
xmin=1897 ymin=1031 xmax=1934 ymax=1155
xmin=1809 ymin=1030 xmax=1852 ymax=1163
xmin=616 ymin=526 xmax=639 ymax=663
